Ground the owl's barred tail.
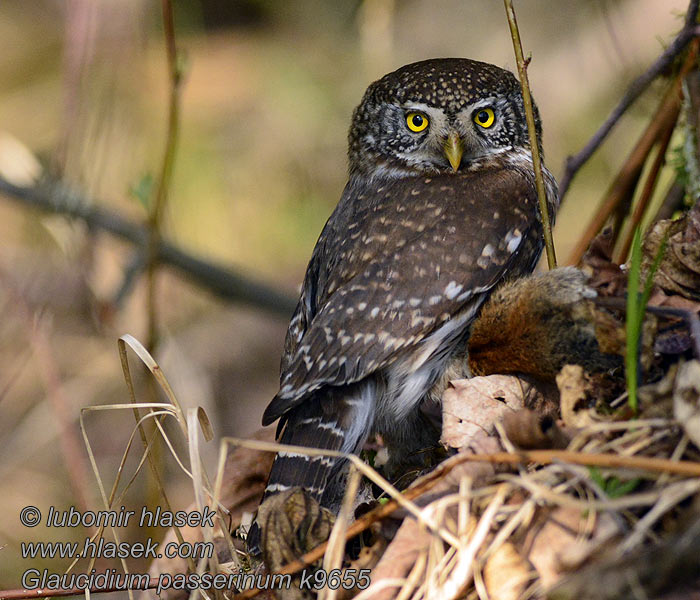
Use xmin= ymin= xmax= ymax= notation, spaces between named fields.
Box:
xmin=247 ymin=382 xmax=375 ymax=554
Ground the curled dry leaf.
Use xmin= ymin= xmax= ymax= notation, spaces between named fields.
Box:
xmin=483 ymin=542 xmax=535 ymax=600
xmin=441 ymin=375 xmax=530 ymax=451
xmin=649 ymin=288 xmax=700 ymax=355
xmin=673 ymin=360 xmax=700 ymax=448
xmin=258 ymin=488 xmax=335 ymax=569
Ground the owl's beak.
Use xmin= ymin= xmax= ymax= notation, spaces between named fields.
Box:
xmin=443 ymin=132 xmax=464 ymax=172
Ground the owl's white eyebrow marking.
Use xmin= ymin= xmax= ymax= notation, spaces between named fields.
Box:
xmin=464 ymin=97 xmax=500 ymax=111
xmin=400 ymin=102 xmax=437 ymax=113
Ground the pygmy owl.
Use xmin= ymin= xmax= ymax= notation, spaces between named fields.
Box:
xmin=258 ymin=58 xmax=557 ymax=521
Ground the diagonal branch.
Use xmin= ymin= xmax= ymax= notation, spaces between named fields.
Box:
xmin=0 ymin=175 xmax=297 ymax=318
xmin=558 ymin=0 xmax=700 ymax=203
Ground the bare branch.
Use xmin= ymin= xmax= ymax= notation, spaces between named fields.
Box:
xmin=0 ymin=176 xmax=297 ymax=318
xmin=558 ymin=1 xmax=700 ymax=202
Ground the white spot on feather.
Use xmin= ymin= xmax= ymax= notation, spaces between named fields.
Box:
xmin=444 ymin=281 xmax=463 ymax=300
xmin=505 ymin=229 xmax=523 ymax=253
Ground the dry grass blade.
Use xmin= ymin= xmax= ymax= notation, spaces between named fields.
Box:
xmin=320 ymin=466 xmax=362 ymax=600
xmin=79 ymin=404 xmax=178 ymax=600
xmin=430 ymin=485 xmax=508 ymax=600
xmin=352 ymin=579 xmax=411 ymax=600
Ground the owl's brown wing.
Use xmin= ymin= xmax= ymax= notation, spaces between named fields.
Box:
xmin=263 ymin=165 xmax=544 ymax=426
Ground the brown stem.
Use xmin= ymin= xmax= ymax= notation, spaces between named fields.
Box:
xmin=146 ymin=0 xmax=183 ymax=353
xmin=503 ymin=0 xmax=557 ymax=269
xmin=567 ymin=80 xmax=684 ymax=265
xmin=614 ymin=108 xmax=678 ymax=263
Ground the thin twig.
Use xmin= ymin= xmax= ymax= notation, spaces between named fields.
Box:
xmin=0 ymin=176 xmax=297 ymax=317
xmin=146 ymin=0 xmax=183 ymax=352
xmin=503 ymin=0 xmax=557 ymax=269
xmin=0 ymin=578 xmax=160 ymax=599
xmin=457 ymin=449 xmax=700 ymax=477
xmin=558 ymin=1 xmax=700 ymax=202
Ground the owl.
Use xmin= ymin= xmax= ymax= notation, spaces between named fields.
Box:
xmin=258 ymin=58 xmax=557 ymax=521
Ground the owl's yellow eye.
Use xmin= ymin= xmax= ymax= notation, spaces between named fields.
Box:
xmin=473 ymin=107 xmax=496 ymax=128
xmin=406 ymin=112 xmax=429 ymax=132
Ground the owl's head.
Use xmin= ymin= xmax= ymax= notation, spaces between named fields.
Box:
xmin=348 ymin=58 xmax=542 ymax=178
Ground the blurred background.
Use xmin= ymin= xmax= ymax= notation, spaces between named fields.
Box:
xmin=0 ymin=0 xmax=690 ymax=590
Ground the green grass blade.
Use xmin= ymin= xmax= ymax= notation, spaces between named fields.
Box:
xmin=626 ymin=227 xmax=643 ymax=414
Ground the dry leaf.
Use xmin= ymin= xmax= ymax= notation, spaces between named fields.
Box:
xmin=527 ymin=508 xmax=619 ymax=589
xmin=258 ymin=488 xmax=335 ymax=569
xmin=441 ymin=375 xmax=528 ymax=450
xmin=483 ymin=542 xmax=535 ymax=600
xmin=582 ymin=227 xmax=627 ymax=298
xmin=363 ymin=515 xmax=433 ymax=600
